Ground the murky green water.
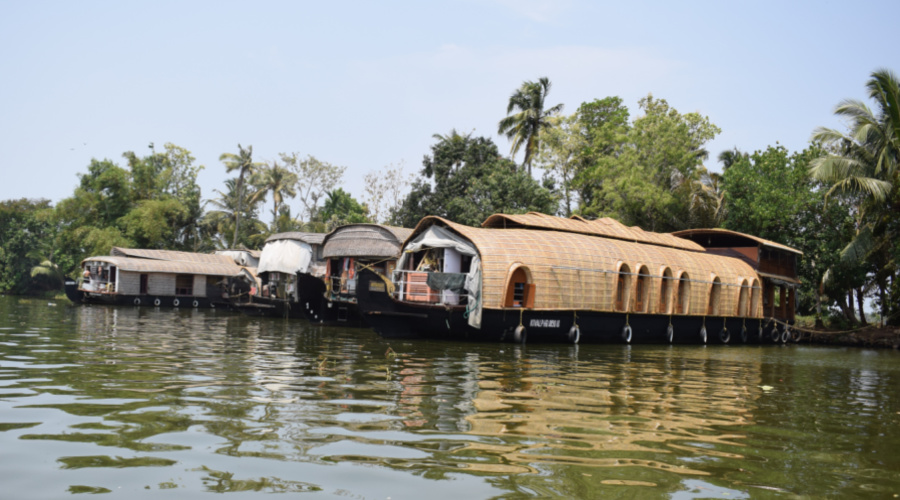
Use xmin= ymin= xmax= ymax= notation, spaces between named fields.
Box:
xmin=1 ymin=296 xmax=899 ymax=498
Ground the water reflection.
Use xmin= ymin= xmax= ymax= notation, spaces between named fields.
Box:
xmin=1 ymin=297 xmax=899 ymax=498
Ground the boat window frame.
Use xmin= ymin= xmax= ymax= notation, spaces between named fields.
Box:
xmin=708 ymin=274 xmax=722 ymax=315
xmin=658 ymin=266 xmax=674 ymax=314
xmin=674 ymin=271 xmax=690 ymax=315
xmin=614 ymin=262 xmax=632 ymax=312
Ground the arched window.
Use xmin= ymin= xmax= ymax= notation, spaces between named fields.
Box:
xmin=675 ymin=272 xmax=690 ymax=314
xmin=504 ymin=266 xmax=534 ymax=308
xmin=737 ymin=279 xmax=750 ymax=316
xmin=615 ymin=264 xmax=632 ymax=312
xmin=634 ymin=265 xmax=650 ymax=312
xmin=749 ymin=279 xmax=761 ymax=317
xmin=659 ymin=267 xmax=673 ymax=314
xmin=708 ymin=276 xmax=721 ymax=315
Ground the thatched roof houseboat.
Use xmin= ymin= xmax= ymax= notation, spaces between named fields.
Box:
xmin=297 ymin=224 xmax=412 ymax=325
xmin=65 ymin=247 xmax=250 ymax=308
xmin=356 ymin=213 xmax=802 ymax=344
xmin=230 ymin=232 xmax=326 ymax=318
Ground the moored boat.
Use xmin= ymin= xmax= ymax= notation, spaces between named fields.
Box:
xmin=229 ymin=232 xmax=325 ymax=318
xmin=356 ymin=213 xmax=802 ymax=344
xmin=297 ymin=224 xmax=412 ymax=326
xmin=67 ymin=247 xmax=251 ymax=308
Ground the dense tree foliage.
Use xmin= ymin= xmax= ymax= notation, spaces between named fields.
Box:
xmin=722 ymin=145 xmax=859 ymax=320
xmin=0 ymin=199 xmax=55 ymax=293
xmin=393 ymin=133 xmax=556 ymax=228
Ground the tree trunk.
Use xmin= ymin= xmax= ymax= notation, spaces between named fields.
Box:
xmin=837 ymin=292 xmax=855 ymax=324
xmin=814 ymin=277 xmax=824 ymax=328
xmin=847 ymin=289 xmax=857 ymax=323
xmin=856 ymin=287 xmax=868 ymax=326
xmin=232 ymin=171 xmax=244 ymax=249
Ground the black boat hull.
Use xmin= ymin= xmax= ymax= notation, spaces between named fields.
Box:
xmin=296 ymin=273 xmax=366 ymax=327
xmin=356 ymin=270 xmax=789 ymax=345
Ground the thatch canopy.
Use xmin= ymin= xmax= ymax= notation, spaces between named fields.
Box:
xmin=111 ymin=247 xmax=236 ymax=264
xmin=670 ymin=228 xmax=802 ymax=255
xmin=482 ymin=212 xmax=704 ymax=252
xmin=82 ymin=256 xmax=244 ymax=277
xmin=322 ymin=224 xmax=413 ymax=259
xmin=265 ymin=232 xmax=326 ymax=245
xmin=410 ymin=216 xmax=763 ymax=317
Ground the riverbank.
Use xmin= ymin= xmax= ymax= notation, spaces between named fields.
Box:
xmin=801 ymin=325 xmax=900 ymax=349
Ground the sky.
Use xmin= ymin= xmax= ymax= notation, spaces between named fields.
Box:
xmin=2 ymin=0 xmax=898 ymax=215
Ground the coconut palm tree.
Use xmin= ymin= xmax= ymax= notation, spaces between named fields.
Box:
xmin=498 ymin=77 xmax=563 ymax=176
xmin=203 ymin=178 xmax=266 ymax=249
xmin=250 ymin=161 xmax=298 ymax=229
xmin=219 ymin=144 xmax=262 ymax=248
xmin=810 ymin=68 xmax=900 ymax=323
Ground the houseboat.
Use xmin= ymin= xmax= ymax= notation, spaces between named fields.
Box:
xmin=64 ymin=247 xmax=251 ymax=308
xmin=229 ymin=232 xmax=326 ymax=318
xmin=356 ymin=213 xmax=802 ymax=344
xmin=296 ymin=224 xmax=412 ymax=326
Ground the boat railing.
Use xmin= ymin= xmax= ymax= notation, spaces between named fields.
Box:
xmin=80 ymin=278 xmax=114 ymax=293
xmin=391 ymin=270 xmax=468 ymax=305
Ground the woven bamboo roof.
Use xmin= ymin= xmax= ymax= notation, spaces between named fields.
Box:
xmin=321 ymin=224 xmax=413 ymax=259
xmin=83 ymin=256 xmax=245 ymax=276
xmin=670 ymin=228 xmax=802 ymax=255
xmin=411 ymin=216 xmax=763 ymax=317
xmin=265 ymin=232 xmax=326 ymax=245
xmin=110 ymin=247 xmax=236 ymax=264
xmin=482 ymin=212 xmax=705 ymax=252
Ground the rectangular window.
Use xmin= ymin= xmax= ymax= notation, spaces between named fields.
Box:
xmin=175 ymin=274 xmax=194 ymax=296
xmin=140 ymin=274 xmax=148 ymax=294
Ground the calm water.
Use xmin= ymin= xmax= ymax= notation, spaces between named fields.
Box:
xmin=1 ymin=296 xmax=899 ymax=499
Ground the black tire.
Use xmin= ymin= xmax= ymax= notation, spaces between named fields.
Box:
xmin=700 ymin=326 xmax=707 ymax=344
xmin=514 ymin=325 xmax=526 ymax=344
xmin=719 ymin=328 xmax=730 ymax=344
xmin=568 ymin=326 xmax=580 ymax=344
xmin=622 ymin=325 xmax=632 ymax=343
xmin=666 ymin=324 xmax=674 ymax=343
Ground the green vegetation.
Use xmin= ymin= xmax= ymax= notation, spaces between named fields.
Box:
xmin=1 ymin=70 xmax=896 ymax=327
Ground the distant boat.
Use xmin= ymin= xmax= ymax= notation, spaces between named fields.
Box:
xmin=229 ymin=232 xmax=325 ymax=318
xmin=357 ymin=213 xmax=802 ymax=344
xmin=296 ymin=224 xmax=412 ymax=326
xmin=65 ymin=247 xmax=253 ymax=309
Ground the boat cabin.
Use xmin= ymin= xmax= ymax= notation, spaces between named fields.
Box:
xmin=671 ymin=229 xmax=802 ymax=323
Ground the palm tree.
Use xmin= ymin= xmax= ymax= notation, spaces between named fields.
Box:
xmin=203 ymin=178 xmax=266 ymax=249
xmin=717 ymin=147 xmax=747 ymax=170
xmin=250 ymin=161 xmax=298 ymax=229
xmin=688 ymin=167 xmax=725 ymax=228
xmin=219 ymin=144 xmax=262 ymax=248
xmin=810 ymin=68 xmax=900 ymax=323
xmin=498 ymin=77 xmax=563 ymax=176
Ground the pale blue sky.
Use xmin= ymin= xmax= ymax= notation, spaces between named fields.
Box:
xmin=2 ymin=0 xmax=897 ymax=213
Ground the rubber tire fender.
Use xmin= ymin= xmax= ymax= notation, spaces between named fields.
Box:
xmin=700 ymin=326 xmax=708 ymax=344
xmin=666 ymin=324 xmax=674 ymax=343
xmin=513 ymin=325 xmax=527 ymax=344
xmin=154 ymin=298 xmax=161 ymax=307
xmin=568 ymin=326 xmax=580 ymax=344
xmin=622 ymin=325 xmax=632 ymax=344
xmin=719 ymin=328 xmax=730 ymax=344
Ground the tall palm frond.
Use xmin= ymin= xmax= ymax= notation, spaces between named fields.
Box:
xmin=219 ymin=144 xmax=263 ymax=248
xmin=498 ymin=77 xmax=563 ymax=175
